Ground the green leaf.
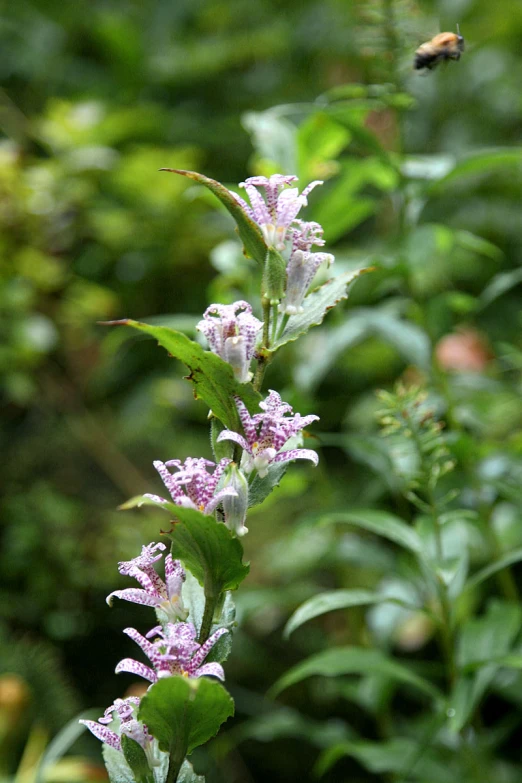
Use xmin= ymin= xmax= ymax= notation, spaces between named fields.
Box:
xmin=448 ymin=601 xmax=522 ymax=733
xmin=463 ymin=547 xmax=522 ymax=593
xmin=168 ymin=506 xmax=249 ymax=595
xmin=426 ymin=148 xmax=522 ymax=194
xmin=319 ymin=509 xmax=423 ymax=555
xmin=139 ymin=676 xmax=234 ymax=755
xmin=102 ymin=744 xmax=135 ymax=783
xmin=248 ymin=462 xmax=287 ymax=507
xmin=315 ymin=737 xmax=454 ymax=781
xmin=160 ymin=169 xmax=267 ymax=265
xmin=458 ymin=600 xmax=522 ymax=670
xmin=479 ymin=268 xmax=522 ymax=310
xmin=269 ymin=646 xmax=443 ymax=701
xmin=272 ymin=268 xmax=372 ymax=350
xmin=121 ymin=735 xmax=154 ymax=783
xmin=178 ymin=759 xmax=206 ymax=783
xmin=284 ymin=589 xmax=421 ymax=638
xmin=106 ymin=320 xmax=261 ymax=429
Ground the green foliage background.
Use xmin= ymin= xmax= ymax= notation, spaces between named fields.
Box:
xmin=2 ymin=0 xmax=522 ymax=780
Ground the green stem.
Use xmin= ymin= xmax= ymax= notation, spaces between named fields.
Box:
xmin=270 ymin=303 xmax=279 ymax=344
xmin=166 ymin=729 xmax=186 ymax=783
xmin=198 ymin=591 xmax=218 ymax=644
xmin=261 ymin=297 xmax=271 ymax=348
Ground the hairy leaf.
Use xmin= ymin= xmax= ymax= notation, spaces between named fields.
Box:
xmin=105 ymin=320 xmax=261 ymax=429
xmin=272 ymin=268 xmax=372 ymax=350
xmin=160 ymin=169 xmax=267 ymax=265
xmin=248 ymin=462 xmax=288 ymax=507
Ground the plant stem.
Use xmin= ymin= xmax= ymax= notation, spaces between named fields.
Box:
xmin=253 ymin=296 xmax=273 ymax=393
xmin=166 ymin=730 xmax=186 ymax=783
xmin=270 ymin=303 xmax=279 ymax=344
xmin=198 ymin=591 xmax=218 ymax=644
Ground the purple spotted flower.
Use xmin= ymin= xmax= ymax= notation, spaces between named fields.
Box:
xmin=197 ymin=301 xmax=262 ymax=383
xmin=217 ymin=390 xmax=319 ymax=478
xmin=106 ymin=542 xmax=188 ymax=623
xmin=232 ymin=175 xmax=323 ymax=251
xmin=80 ymin=697 xmax=159 ymax=766
xmin=144 ymin=457 xmax=237 ymax=515
xmin=116 ymin=622 xmax=228 ymax=683
xmin=280 ymin=219 xmax=334 ymax=315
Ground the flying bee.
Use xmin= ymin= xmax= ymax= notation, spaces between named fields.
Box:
xmin=414 ymin=26 xmax=464 ymax=71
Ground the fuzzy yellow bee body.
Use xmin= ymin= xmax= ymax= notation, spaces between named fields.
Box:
xmin=414 ymin=31 xmax=464 ymax=71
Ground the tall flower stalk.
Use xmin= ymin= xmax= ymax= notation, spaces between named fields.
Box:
xmin=83 ymin=168 xmax=363 ymax=783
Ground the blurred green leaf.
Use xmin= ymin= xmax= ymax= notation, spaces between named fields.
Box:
xmin=426 ymin=148 xmax=522 ymax=194
xmin=284 ymin=588 xmax=421 ymax=638
xmin=269 ymin=646 xmax=443 ymax=701
xmin=463 ymin=547 xmax=522 ymax=593
xmin=315 ymin=737 xmax=454 ymax=780
xmin=319 ymin=509 xmax=423 ymax=555
xmin=479 ymin=268 xmax=522 ymax=309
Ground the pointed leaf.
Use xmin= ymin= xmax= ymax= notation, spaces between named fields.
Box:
xmin=105 ymin=321 xmax=261 ymax=429
xmin=463 ymin=547 xmax=522 ymax=593
xmin=167 ymin=506 xmax=249 ymax=595
xmin=178 ymin=760 xmax=206 ymax=783
xmin=248 ymin=462 xmax=288 ymax=507
xmin=319 ymin=509 xmax=423 ymax=555
xmin=139 ymin=676 xmax=234 ymax=755
xmin=272 ymin=268 xmax=372 ymax=349
xmin=284 ymin=589 xmax=421 ymax=638
xmin=316 ymin=737 xmax=454 ymax=781
xmin=269 ymin=646 xmax=443 ymax=701
xmin=161 ymin=169 xmax=267 ymax=265
xmin=121 ymin=735 xmax=154 ymax=783
xmin=102 ymin=745 xmax=135 ymax=783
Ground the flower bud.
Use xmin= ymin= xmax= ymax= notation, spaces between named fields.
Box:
xmin=222 ymin=463 xmax=249 ymax=537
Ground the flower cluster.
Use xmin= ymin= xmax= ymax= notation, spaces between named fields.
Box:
xmin=197 ymin=301 xmax=263 ymax=383
xmin=218 ymin=390 xmax=319 ymax=477
xmin=232 ymin=175 xmax=333 ymax=314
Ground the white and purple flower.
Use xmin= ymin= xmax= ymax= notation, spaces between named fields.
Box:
xmin=217 ymin=390 xmax=319 ymax=478
xmin=232 ymin=175 xmax=332 ymax=314
xmin=80 ymin=697 xmax=159 ymax=767
xmin=197 ymin=301 xmax=262 ymax=383
xmin=145 ymin=457 xmax=237 ymax=515
xmin=106 ymin=542 xmax=188 ymax=623
xmin=232 ymin=175 xmax=323 ymax=251
xmin=116 ymin=622 xmax=228 ymax=683
xmin=280 ymin=219 xmax=334 ymax=315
